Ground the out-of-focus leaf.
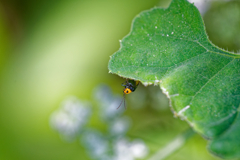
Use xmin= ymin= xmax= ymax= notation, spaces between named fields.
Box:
xmin=204 ymin=1 xmax=240 ymax=52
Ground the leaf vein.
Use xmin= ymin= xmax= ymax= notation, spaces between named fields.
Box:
xmin=190 ymin=58 xmax=236 ymax=103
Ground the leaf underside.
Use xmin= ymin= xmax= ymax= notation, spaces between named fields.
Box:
xmin=108 ymin=0 xmax=240 ymax=158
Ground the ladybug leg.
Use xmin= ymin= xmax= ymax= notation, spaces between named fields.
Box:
xmin=121 ymin=79 xmax=128 ymax=86
xmin=123 ymin=93 xmax=126 ymax=109
xmin=121 ymin=83 xmax=126 ymax=87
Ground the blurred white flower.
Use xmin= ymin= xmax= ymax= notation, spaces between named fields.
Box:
xmin=101 ymin=98 xmax=125 ymax=120
xmin=51 ymin=86 xmax=149 ymax=160
xmin=114 ymin=138 xmax=134 ymax=160
xmin=114 ymin=138 xmax=148 ymax=160
xmin=129 ymin=139 xmax=148 ymax=158
xmin=109 ymin=117 xmax=131 ymax=136
xmin=81 ymin=130 xmax=109 ymax=158
xmin=93 ymin=84 xmax=113 ymax=104
xmin=50 ymin=96 xmax=91 ymax=140
xmin=93 ymin=85 xmax=125 ymax=120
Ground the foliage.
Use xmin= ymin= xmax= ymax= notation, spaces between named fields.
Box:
xmin=108 ymin=0 xmax=240 ymax=158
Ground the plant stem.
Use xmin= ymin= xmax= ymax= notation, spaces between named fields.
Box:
xmin=147 ymin=128 xmax=195 ymax=160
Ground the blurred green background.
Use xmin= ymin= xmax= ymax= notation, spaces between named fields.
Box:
xmin=0 ymin=0 xmax=239 ymax=160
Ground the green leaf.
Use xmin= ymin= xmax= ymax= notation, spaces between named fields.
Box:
xmin=108 ymin=0 xmax=240 ymax=158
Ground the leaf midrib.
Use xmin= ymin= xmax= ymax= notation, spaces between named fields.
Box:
xmin=189 ymin=58 xmax=235 ymax=105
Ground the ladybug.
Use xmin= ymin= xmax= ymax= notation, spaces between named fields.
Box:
xmin=117 ymin=79 xmax=140 ymax=109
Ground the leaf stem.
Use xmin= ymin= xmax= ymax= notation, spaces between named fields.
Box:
xmin=147 ymin=128 xmax=195 ymax=160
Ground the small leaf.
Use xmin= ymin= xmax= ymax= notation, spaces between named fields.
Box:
xmin=108 ymin=0 xmax=240 ymax=158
